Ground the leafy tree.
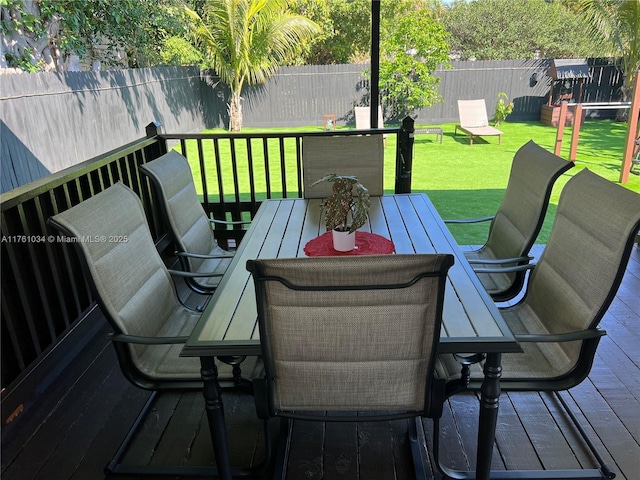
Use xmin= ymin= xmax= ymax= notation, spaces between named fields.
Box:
xmin=443 ymin=0 xmax=606 ymax=60
xmin=578 ymin=0 xmax=640 ymax=104
xmin=158 ymin=36 xmax=205 ymax=67
xmin=1 ymin=0 xmax=187 ymax=72
xmin=290 ymin=0 xmax=371 ymax=64
xmin=378 ymin=0 xmax=451 ymax=119
xmin=186 ymin=0 xmax=320 ymax=132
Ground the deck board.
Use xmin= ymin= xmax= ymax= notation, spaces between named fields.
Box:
xmin=1 ymin=245 xmax=638 ymax=480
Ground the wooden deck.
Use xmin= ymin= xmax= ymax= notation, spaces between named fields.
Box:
xmin=1 ymin=245 xmax=639 ymax=480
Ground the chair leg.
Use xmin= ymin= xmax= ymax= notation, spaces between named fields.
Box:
xmin=430 ymin=394 xmax=616 ymax=480
xmin=105 ymin=389 xmax=269 ymax=478
xmin=409 ymin=418 xmax=429 ymax=480
xmin=553 ymin=391 xmax=616 ymax=479
xmin=270 ymin=418 xmax=293 ymax=480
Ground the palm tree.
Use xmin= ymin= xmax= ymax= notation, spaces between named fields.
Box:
xmin=579 ymin=0 xmax=640 ymax=107
xmin=186 ymin=0 xmax=320 ymax=131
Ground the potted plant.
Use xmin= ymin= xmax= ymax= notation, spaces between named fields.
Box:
xmin=311 ymin=174 xmax=370 ymax=251
xmin=493 ymin=92 xmax=514 ymax=127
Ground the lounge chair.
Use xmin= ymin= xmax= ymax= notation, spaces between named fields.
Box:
xmin=354 ymin=105 xmax=388 ymax=146
xmin=455 ymin=99 xmax=503 ymax=145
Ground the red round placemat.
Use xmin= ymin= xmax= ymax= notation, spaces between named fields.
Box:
xmin=304 ymin=231 xmax=395 ymax=256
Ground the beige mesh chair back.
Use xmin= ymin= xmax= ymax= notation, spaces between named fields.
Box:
xmin=139 ymin=151 xmax=233 ymax=294
xmin=247 ymin=254 xmax=454 ymax=479
xmin=462 ymin=140 xmax=573 ymax=301
xmin=48 ymin=182 xmax=202 ymax=389
xmin=302 ymin=135 xmax=384 ymax=198
xmin=455 ymin=99 xmax=503 ymax=144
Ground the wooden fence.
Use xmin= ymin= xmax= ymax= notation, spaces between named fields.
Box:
xmin=1 ymin=59 xmax=623 ymax=193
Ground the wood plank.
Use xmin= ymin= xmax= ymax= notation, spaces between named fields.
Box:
xmin=70 ymin=383 xmax=149 ymax=480
xmin=379 ymin=196 xmax=414 ymax=253
xmin=494 ymin=393 xmax=542 ymax=470
xmin=322 ymin=413 xmax=358 ymax=479
xmin=568 ymin=378 xmax=639 ymax=479
xmin=122 ymin=392 xmax=182 ymax=467
xmin=539 ymin=391 xmax=613 ymax=470
xmin=357 ymin=417 xmax=397 ymax=479
xmin=508 ymin=391 xmax=582 ymax=470
xmin=0 ymin=346 xmax=124 ymax=480
xmin=391 ymin=418 xmax=423 ymax=479
xmin=151 ymin=392 xmax=206 ymax=467
xmin=285 ymin=417 xmax=325 ymax=480
xmin=424 ymin=397 xmax=473 ymax=472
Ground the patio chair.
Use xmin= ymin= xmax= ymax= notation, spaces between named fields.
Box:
xmin=455 ymin=99 xmax=503 ymax=145
xmin=139 ymin=150 xmax=250 ymax=295
xmin=302 ymin=135 xmax=385 ymax=198
xmin=436 ymin=169 xmax=640 ymax=480
xmin=445 ymin=140 xmax=573 ymax=302
xmin=246 ymin=253 xmax=454 ymax=479
xmin=354 ymin=105 xmax=388 ymax=146
xmin=47 ymin=182 xmax=256 ymax=477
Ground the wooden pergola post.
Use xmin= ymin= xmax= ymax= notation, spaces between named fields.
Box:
xmin=620 ymin=70 xmax=640 ymax=184
xmin=569 ymin=104 xmax=583 ymax=161
xmin=554 ymin=102 xmax=568 ymax=156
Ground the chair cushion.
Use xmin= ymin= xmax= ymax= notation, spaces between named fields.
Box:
xmin=134 ymin=306 xmax=203 ymax=380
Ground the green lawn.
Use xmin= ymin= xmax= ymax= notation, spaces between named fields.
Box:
xmin=180 ymin=120 xmax=639 ymax=245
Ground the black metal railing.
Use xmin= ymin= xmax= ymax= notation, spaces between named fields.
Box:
xmin=0 ymin=121 xmax=413 ymax=398
xmin=157 ymin=122 xmax=411 ymax=247
xmin=1 ymin=135 xmax=167 ymax=392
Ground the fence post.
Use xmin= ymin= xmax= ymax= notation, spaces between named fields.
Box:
xmin=395 ymin=116 xmax=415 ymax=194
xmin=144 ymin=121 xmax=168 ymax=161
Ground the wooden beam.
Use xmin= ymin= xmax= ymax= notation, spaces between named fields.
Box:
xmin=554 ymin=102 xmax=568 ymax=156
xmin=620 ymin=70 xmax=640 ymax=184
xmin=569 ymin=104 xmax=582 ymax=162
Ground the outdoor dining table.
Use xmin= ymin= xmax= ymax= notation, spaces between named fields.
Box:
xmin=181 ymin=193 xmax=522 ymax=480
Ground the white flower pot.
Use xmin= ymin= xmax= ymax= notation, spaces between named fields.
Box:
xmin=332 ymin=228 xmax=356 ymax=252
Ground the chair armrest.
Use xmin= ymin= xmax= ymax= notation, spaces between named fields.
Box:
xmin=444 ymin=216 xmax=494 ymax=225
xmin=515 ymin=328 xmax=606 ymax=343
xmin=472 ymin=263 xmax=535 ymax=274
xmin=210 ymin=218 xmax=251 ymax=226
xmin=467 ymin=255 xmax=532 ymax=265
xmin=168 ymin=269 xmax=224 ymax=278
xmin=108 ymin=333 xmax=189 ymax=345
xmin=175 ymin=251 xmax=234 ymax=260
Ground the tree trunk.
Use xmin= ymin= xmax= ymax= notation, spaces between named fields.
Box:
xmin=229 ymin=91 xmax=243 ymax=132
xmin=616 ymin=85 xmax=631 ymax=122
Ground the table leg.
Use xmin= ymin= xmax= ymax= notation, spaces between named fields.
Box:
xmin=201 ymin=356 xmax=233 ymax=480
xmin=475 ymin=352 xmax=502 ymax=480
